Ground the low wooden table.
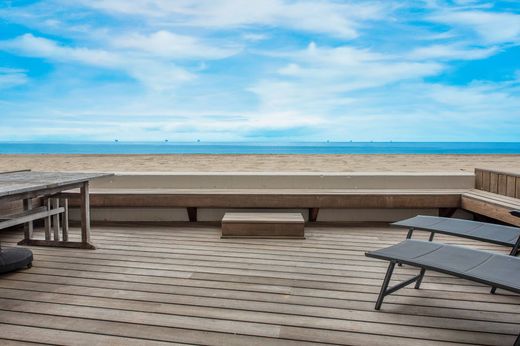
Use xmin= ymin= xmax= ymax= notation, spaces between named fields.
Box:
xmin=221 ymin=212 xmax=305 ymax=239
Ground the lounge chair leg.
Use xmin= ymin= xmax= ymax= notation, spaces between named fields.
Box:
xmin=428 ymin=232 xmax=435 ymax=241
xmin=399 ymin=229 xmax=415 ymax=267
xmin=510 ymin=238 xmax=520 ymax=256
xmin=414 ymin=268 xmax=426 ymax=289
xmin=375 ymin=261 xmax=396 ymax=310
xmin=491 ymin=239 xmax=520 ymax=294
xmin=514 ymin=333 xmax=519 ymax=346
xmin=375 ymin=263 xmax=428 ymax=310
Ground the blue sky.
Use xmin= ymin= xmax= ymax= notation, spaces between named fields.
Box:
xmin=0 ymin=0 xmax=519 ymax=142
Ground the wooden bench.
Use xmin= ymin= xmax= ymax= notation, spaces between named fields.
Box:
xmin=461 ymin=169 xmax=520 ymax=227
xmin=62 ymin=188 xmax=465 ymax=222
xmin=57 ymin=169 xmax=520 ymax=227
xmin=221 ymin=212 xmax=305 ymax=238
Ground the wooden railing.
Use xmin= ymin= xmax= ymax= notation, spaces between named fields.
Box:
xmin=475 ymin=168 xmax=520 ymax=198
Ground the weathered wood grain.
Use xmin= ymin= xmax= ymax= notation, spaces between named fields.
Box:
xmin=0 ymin=225 xmax=518 ymax=345
xmin=63 ymin=189 xmax=464 ymax=209
xmin=506 ymin=176 xmax=517 ymax=197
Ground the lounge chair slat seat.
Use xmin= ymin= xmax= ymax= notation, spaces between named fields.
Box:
xmin=366 ymin=240 xmax=520 ymax=294
xmin=392 ymin=215 xmax=520 ymax=247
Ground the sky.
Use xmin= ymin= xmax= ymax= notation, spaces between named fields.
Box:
xmin=0 ymin=0 xmax=519 ymax=142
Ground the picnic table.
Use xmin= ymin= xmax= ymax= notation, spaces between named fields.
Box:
xmin=0 ymin=170 xmax=112 ymax=249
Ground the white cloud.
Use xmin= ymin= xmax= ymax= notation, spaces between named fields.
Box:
xmin=251 ymin=42 xmax=443 ymax=115
xmin=111 ymin=30 xmax=240 ymax=59
xmin=0 ymin=33 xmax=195 ymax=91
xmin=0 ymin=1 xmax=519 ymax=141
xmin=0 ymin=67 xmax=28 ymax=89
xmin=0 ymin=33 xmax=119 ymax=67
xmin=430 ymin=10 xmax=520 ymax=44
xmin=242 ymin=33 xmax=269 ymax=42
xmin=407 ymin=43 xmax=498 ymax=60
xmin=81 ymin=0 xmax=388 ymax=38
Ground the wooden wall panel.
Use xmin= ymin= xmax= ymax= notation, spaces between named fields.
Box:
xmin=506 ymin=176 xmax=516 ymax=197
xmin=475 ymin=169 xmax=483 ymax=190
xmin=489 ymin=172 xmax=498 ymax=193
xmin=475 ymin=168 xmax=520 ymax=199
xmin=482 ymin=171 xmax=491 ymax=191
xmin=498 ymin=174 xmax=507 ymax=195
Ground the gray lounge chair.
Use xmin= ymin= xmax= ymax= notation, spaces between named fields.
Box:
xmin=366 ymin=240 xmax=520 ymax=310
xmin=392 ymin=215 xmax=520 ymax=256
xmin=366 ymin=240 xmax=520 ymax=345
xmin=368 ymin=210 xmax=520 ymax=346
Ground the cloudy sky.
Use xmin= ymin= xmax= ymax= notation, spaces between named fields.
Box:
xmin=0 ymin=0 xmax=519 ymax=142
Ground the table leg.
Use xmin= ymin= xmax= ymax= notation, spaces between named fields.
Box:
xmin=23 ymin=198 xmax=33 ymax=240
xmin=44 ymin=198 xmax=51 ymax=240
xmin=61 ymin=198 xmax=69 ymax=242
xmin=80 ymin=182 xmax=96 ymax=249
xmin=52 ymin=198 xmax=60 ymax=241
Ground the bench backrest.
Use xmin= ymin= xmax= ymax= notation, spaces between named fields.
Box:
xmin=475 ymin=168 xmax=520 ymax=198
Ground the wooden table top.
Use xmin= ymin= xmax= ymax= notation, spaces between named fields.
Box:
xmin=0 ymin=171 xmax=113 ymax=199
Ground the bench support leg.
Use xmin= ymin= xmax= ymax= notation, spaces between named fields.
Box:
xmin=187 ymin=207 xmax=197 ymax=222
xmin=439 ymin=208 xmax=457 ymax=218
xmin=375 ymin=261 xmax=426 ymax=310
xmin=309 ymin=208 xmax=319 ymax=222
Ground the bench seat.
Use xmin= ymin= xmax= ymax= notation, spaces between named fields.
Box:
xmin=462 ymin=189 xmax=520 ymax=227
xmin=61 ymin=188 xmax=464 ymax=209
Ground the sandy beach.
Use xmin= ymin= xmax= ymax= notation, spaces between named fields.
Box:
xmin=0 ymin=154 xmax=519 ymax=173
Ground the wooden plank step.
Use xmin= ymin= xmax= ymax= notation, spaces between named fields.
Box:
xmin=222 ymin=213 xmax=304 ymax=239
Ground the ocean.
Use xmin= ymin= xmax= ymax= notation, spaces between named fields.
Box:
xmin=1 ymin=142 xmax=520 ymax=154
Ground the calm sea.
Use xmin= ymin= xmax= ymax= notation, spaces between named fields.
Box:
xmin=1 ymin=142 xmax=520 ymax=154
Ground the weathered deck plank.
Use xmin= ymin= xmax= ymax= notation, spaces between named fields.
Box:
xmin=0 ymin=225 xmax=518 ymax=345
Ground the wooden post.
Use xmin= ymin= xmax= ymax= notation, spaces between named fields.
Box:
xmin=80 ymin=182 xmax=95 ymax=249
xmin=22 ymin=198 xmax=33 ymax=240
xmin=61 ymin=198 xmax=69 ymax=242
xmin=309 ymin=208 xmax=319 ymax=222
xmin=52 ymin=198 xmax=60 ymax=241
xmin=439 ymin=208 xmax=457 ymax=218
xmin=187 ymin=207 xmax=197 ymax=222
xmin=44 ymin=198 xmax=51 ymax=240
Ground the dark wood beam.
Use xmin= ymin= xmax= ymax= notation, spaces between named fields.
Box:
xmin=187 ymin=207 xmax=197 ymax=222
xmin=309 ymin=208 xmax=319 ymax=222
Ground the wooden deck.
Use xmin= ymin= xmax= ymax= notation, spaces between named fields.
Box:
xmin=0 ymin=224 xmax=518 ymax=345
